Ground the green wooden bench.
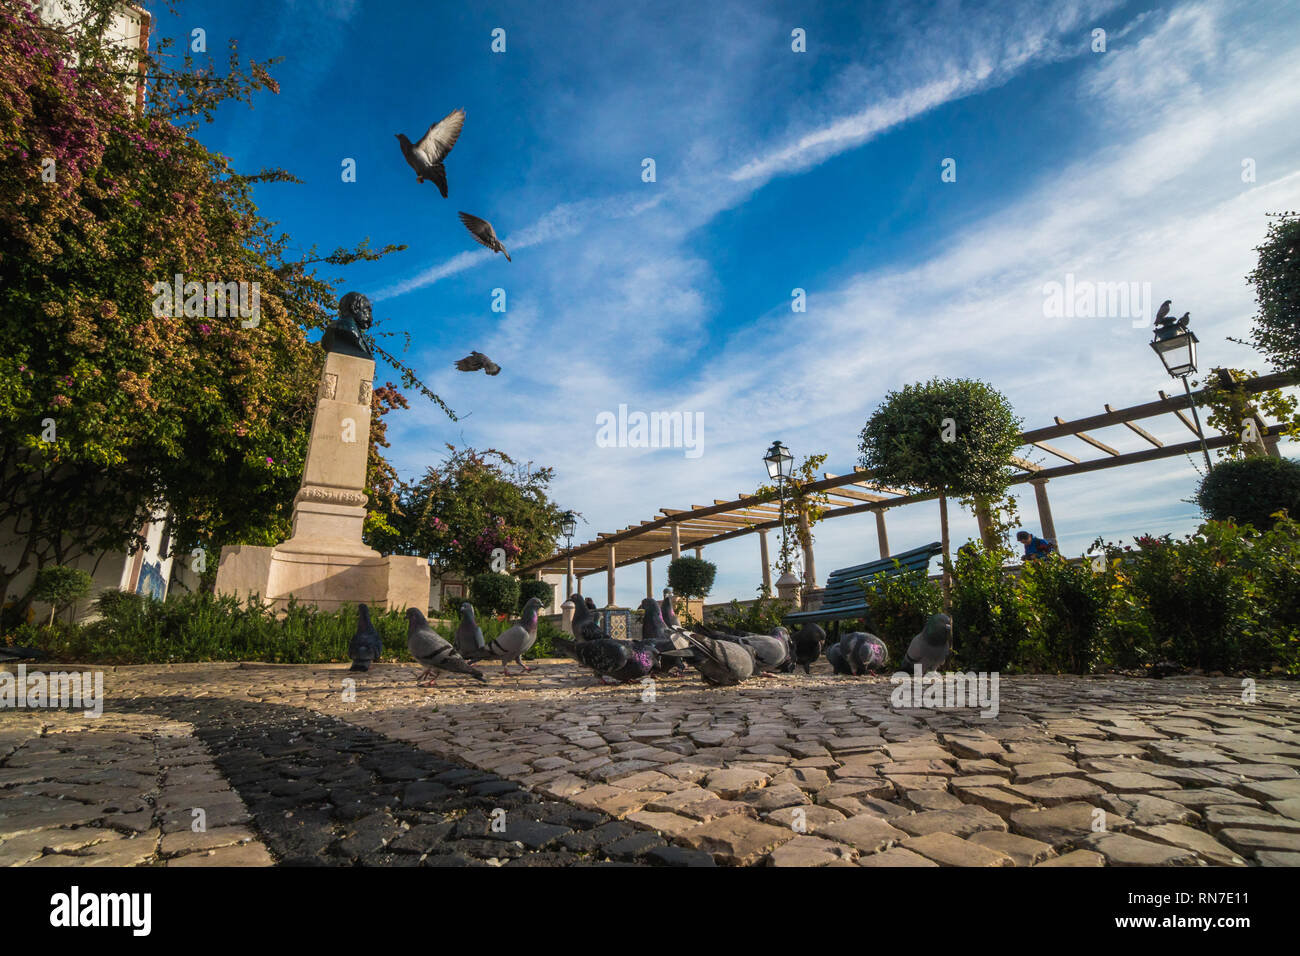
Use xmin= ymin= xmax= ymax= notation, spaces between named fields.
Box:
xmin=782 ymin=540 xmax=943 ymax=632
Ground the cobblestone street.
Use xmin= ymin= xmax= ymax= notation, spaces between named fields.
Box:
xmin=3 ymin=660 xmax=1299 ymax=867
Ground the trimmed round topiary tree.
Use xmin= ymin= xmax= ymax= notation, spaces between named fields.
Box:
xmin=858 ymin=378 xmax=1023 ymax=610
xmin=1196 ymin=456 xmax=1300 ymax=530
xmin=31 ymin=565 xmax=93 ymax=625
xmin=470 ymin=572 xmax=520 ymax=617
xmin=668 ymin=556 xmax=716 ymax=600
xmin=517 ymin=578 xmax=554 ymax=611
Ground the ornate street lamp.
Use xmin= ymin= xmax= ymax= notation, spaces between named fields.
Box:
xmin=1150 ymin=311 xmax=1213 ymax=472
xmin=560 ymin=511 xmax=577 ymax=597
xmin=763 ymin=441 xmax=794 ymax=577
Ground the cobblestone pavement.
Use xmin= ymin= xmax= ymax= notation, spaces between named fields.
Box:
xmin=4 ymin=659 xmax=1300 ymax=866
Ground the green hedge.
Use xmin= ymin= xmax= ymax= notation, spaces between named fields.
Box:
xmin=1196 ymin=456 xmax=1300 ymax=530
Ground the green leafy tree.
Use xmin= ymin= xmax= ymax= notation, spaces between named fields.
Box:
xmin=385 ymin=446 xmax=564 ymax=578
xmin=31 ymin=565 xmax=92 ymax=625
xmin=668 ymin=556 xmax=716 ymax=600
xmin=752 ymin=453 xmax=830 ymax=577
xmin=1196 ymin=457 xmax=1300 ymax=530
xmin=1246 ymin=212 xmax=1300 ymax=373
xmin=858 ymin=378 xmax=1023 ymax=610
xmin=518 ymin=578 xmax=554 ymax=611
xmin=0 ymin=4 xmax=454 ymax=616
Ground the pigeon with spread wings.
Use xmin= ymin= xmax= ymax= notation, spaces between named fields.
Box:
xmin=454 ymin=351 xmax=500 ymax=375
xmin=396 ymin=108 xmax=465 ymax=198
xmin=458 ymin=212 xmax=511 ymax=261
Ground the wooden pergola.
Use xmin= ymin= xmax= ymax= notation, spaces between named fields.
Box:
xmin=519 ymin=371 xmax=1297 ymax=605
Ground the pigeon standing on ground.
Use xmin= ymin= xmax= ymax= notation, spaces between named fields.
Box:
xmin=661 ymin=589 xmax=680 ymax=627
xmin=405 ymin=608 xmax=487 ymax=686
xmin=454 ymin=351 xmax=501 ymax=375
xmin=347 ymin=603 xmax=383 ymax=672
xmin=552 ymin=634 xmax=658 ymax=684
xmin=661 ymin=631 xmax=756 ymax=686
xmin=900 ymin=613 xmax=953 ymax=674
xmin=479 ymin=597 xmax=543 ymax=675
xmin=395 ymin=108 xmax=465 ymax=197
xmin=584 ymin=597 xmax=597 ymax=612
xmin=701 ymin=626 xmax=792 ymax=676
xmin=791 ymin=623 xmax=826 ymax=674
xmin=828 ymin=631 xmax=889 ymax=676
xmin=458 ymin=212 xmax=511 ymax=261
xmin=639 ymin=597 xmax=689 ymax=672
xmin=568 ymin=593 xmax=608 ymax=641
xmin=454 ymin=602 xmax=487 ymax=658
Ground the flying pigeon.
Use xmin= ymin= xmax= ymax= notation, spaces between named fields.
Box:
xmin=661 ymin=588 xmax=680 ymax=627
xmin=552 ymin=633 xmax=658 ymax=684
xmin=791 ymin=623 xmax=826 ymax=674
xmin=661 ymin=630 xmax=756 ymax=686
xmin=454 ymin=351 xmax=500 ymax=375
xmin=347 ymin=603 xmax=383 ymax=672
xmin=832 ymin=631 xmax=889 ymax=676
xmin=479 ymin=597 xmax=543 ymax=675
xmin=453 ymin=602 xmax=487 ymax=658
xmin=395 ymin=108 xmax=465 ymax=198
xmin=639 ymin=597 xmax=690 ymax=672
xmin=900 ymin=613 xmax=953 ymax=674
xmin=569 ymin=593 xmax=608 ymax=641
xmin=458 ymin=212 xmax=511 ymax=261
xmin=405 ymin=608 xmax=487 ymax=685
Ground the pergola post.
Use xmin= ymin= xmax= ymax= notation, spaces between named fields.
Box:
xmin=758 ymin=528 xmax=772 ymax=594
xmin=645 ymin=560 xmax=653 ymax=599
xmin=797 ymin=510 xmax=816 ymax=588
xmin=874 ymin=510 xmax=890 ymax=559
xmin=606 ymin=543 xmax=616 ymax=607
xmin=974 ymin=497 xmax=999 ymax=550
xmin=694 ymin=547 xmax=702 ymax=559
xmin=670 ymin=523 xmax=681 ymax=561
xmin=1030 ymin=478 xmax=1057 ymax=542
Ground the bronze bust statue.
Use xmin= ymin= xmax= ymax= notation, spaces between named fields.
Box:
xmin=322 ymin=291 xmax=374 ymax=358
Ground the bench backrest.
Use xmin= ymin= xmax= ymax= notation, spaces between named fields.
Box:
xmin=818 ymin=541 xmax=943 ymax=606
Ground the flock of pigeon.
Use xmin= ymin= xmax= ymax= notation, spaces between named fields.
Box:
xmin=346 ymin=590 xmax=956 ymax=690
xmin=395 ymin=107 xmax=506 ymax=378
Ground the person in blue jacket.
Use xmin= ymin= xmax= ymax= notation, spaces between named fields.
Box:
xmin=1016 ymin=530 xmax=1056 ymax=561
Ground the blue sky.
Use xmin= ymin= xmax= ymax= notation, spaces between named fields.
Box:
xmin=159 ymin=0 xmax=1300 ymax=603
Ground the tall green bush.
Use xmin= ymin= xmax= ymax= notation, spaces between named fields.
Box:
xmin=470 ymin=572 xmax=520 ymax=617
xmin=1196 ymin=456 xmax=1300 ymax=530
xmin=31 ymin=566 xmax=93 ymax=625
xmin=950 ymin=544 xmax=1030 ymax=671
xmin=1019 ymin=555 xmax=1111 ymax=673
xmin=668 ymin=557 xmax=716 ymax=600
xmin=517 ymin=578 xmax=555 ymax=611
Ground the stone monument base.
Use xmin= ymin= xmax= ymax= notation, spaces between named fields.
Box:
xmin=216 ymin=545 xmax=428 ymax=614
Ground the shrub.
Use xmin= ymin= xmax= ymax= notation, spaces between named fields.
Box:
xmin=517 ymin=578 xmax=555 ymax=611
xmin=1094 ymin=522 xmax=1284 ymax=672
xmin=668 ymin=557 xmax=716 ymax=600
xmin=470 ymin=572 xmax=520 ymax=617
xmin=860 ymin=565 xmax=943 ymax=661
xmin=1196 ymin=456 xmax=1300 ymax=530
xmin=950 ymin=544 xmax=1030 ymax=671
xmin=708 ymin=594 xmax=793 ymax=634
xmin=1019 ymin=555 xmax=1111 ymax=673
xmin=31 ymin=566 xmax=93 ymax=624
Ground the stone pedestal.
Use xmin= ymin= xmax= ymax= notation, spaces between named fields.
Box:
xmin=215 ymin=351 xmax=429 ymax=613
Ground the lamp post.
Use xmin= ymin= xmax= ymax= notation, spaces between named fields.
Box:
xmin=763 ymin=440 xmax=794 ymax=577
xmin=560 ymin=511 xmax=577 ymax=597
xmin=1150 ymin=319 xmax=1213 ymax=473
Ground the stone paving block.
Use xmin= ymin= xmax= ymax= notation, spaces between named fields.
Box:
xmin=957 ymin=787 xmax=1034 ymax=816
xmin=1010 ymin=802 xmax=1130 ymax=847
xmin=769 ymin=835 xmax=859 ymax=867
xmin=969 ymin=830 xmax=1054 ymax=866
xmin=892 ymin=805 xmax=1008 ymax=839
xmin=676 ymin=797 xmax=755 ymax=822
xmin=856 ymin=846 xmax=939 ymax=867
xmin=1089 ymin=771 xmax=1182 ymax=794
xmin=1216 ymin=827 xmax=1300 ymax=857
xmin=771 ymin=767 xmax=832 ymax=793
xmin=678 ymin=815 xmax=796 ymax=865
xmin=902 ymin=832 xmax=1013 ymax=867
xmin=1099 ymin=793 xmax=1199 ymax=826
xmin=1013 ymin=762 xmax=1085 ymax=783
xmin=705 ymin=768 xmax=770 ymax=798
xmin=1131 ymin=824 xmax=1246 ymax=866
xmin=167 ymin=842 xmax=276 ymax=866
xmin=1081 ymin=832 xmax=1199 ymax=866
xmin=1256 ymin=850 xmax=1300 ymax=866
xmin=161 ymin=825 xmax=259 ymax=858
xmin=1034 ymin=849 xmax=1105 ymax=867
xmin=765 ymin=804 xmax=845 ymax=834
xmin=738 ymin=782 xmax=810 ymax=812
xmin=902 ymin=789 xmax=964 ymax=811
xmin=817 ymin=813 xmax=907 ymax=854
xmin=1010 ymin=777 xmax=1107 ymax=806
